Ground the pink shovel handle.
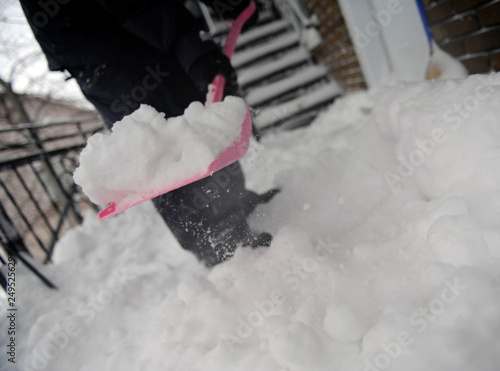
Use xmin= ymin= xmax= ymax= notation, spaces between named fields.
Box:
xmin=205 ymin=1 xmax=256 ymax=106
xmin=222 ymin=1 xmax=256 ymax=60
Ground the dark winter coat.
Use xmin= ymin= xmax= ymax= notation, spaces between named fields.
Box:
xmin=19 ymin=0 xmax=217 ymax=72
xmin=19 ymin=0 xmax=259 ymax=268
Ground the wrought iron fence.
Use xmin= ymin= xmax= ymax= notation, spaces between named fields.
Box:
xmin=0 ymin=117 xmax=104 ymax=288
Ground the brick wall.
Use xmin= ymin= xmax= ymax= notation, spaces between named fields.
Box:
xmin=304 ymin=0 xmax=367 ymax=91
xmin=424 ymin=0 xmax=500 ymax=74
xmin=303 ymin=0 xmax=500 ymax=91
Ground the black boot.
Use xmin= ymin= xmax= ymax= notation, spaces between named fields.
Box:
xmin=152 ymin=162 xmax=275 ymax=267
xmin=240 ymin=188 xmax=281 ymax=217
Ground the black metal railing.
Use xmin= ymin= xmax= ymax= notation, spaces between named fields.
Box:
xmin=0 ymin=117 xmax=104 ymax=288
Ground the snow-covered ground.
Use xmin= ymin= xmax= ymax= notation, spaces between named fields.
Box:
xmin=2 ymin=73 xmax=500 ymax=371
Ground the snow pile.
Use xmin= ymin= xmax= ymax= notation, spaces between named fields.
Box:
xmin=2 ymin=73 xmax=500 ymax=371
xmin=73 ymin=96 xmax=246 ymax=205
xmin=375 ymin=73 xmax=500 ymax=199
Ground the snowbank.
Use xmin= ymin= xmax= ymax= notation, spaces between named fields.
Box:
xmin=2 ymin=73 xmax=500 ymax=371
xmin=73 ymin=96 xmax=246 ymax=206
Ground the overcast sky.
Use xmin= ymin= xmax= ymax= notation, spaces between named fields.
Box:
xmin=0 ymin=0 xmax=90 ymax=109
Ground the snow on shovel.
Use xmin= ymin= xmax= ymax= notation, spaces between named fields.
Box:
xmin=73 ymin=2 xmax=256 ymax=220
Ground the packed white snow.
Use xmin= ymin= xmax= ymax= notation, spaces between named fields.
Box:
xmin=2 ymin=73 xmax=500 ymax=371
xmin=73 ymin=96 xmax=246 ymax=205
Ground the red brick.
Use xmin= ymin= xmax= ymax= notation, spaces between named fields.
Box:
xmin=423 ymin=0 xmax=442 ymax=6
xmin=491 ymin=52 xmax=500 ymax=70
xmin=464 ymin=27 xmax=500 ymax=53
xmin=459 ymin=55 xmax=490 ymax=73
xmin=477 ymin=2 xmax=500 ymax=27
xmin=440 ymin=39 xmax=466 ymax=56
xmin=317 ymin=4 xmax=340 ymax=23
xmin=452 ymin=0 xmax=490 ymax=13
xmin=336 ymin=59 xmax=360 ymax=70
xmin=426 ymin=2 xmax=453 ymax=24
xmin=306 ymin=0 xmax=366 ymax=91
xmin=339 ymin=70 xmax=364 ymax=81
xmin=332 ymin=49 xmax=356 ymax=64
xmin=441 ymin=14 xmax=479 ymax=37
xmin=431 ymin=25 xmax=444 ymax=41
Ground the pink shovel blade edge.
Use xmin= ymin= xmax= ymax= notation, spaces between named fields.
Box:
xmin=98 ymin=107 xmax=252 ymax=220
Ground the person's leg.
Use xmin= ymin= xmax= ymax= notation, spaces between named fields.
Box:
xmin=68 ymin=59 xmax=201 ymax=127
xmin=70 ymin=57 xmax=268 ymax=265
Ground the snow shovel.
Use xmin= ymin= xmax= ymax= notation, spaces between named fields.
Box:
xmin=98 ymin=1 xmax=256 ymax=220
xmin=416 ymin=0 xmax=442 ymax=79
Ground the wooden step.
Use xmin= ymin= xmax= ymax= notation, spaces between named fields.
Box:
xmin=253 ymin=82 xmax=343 ymax=129
xmin=237 ymin=19 xmax=290 ymax=49
xmin=238 ymin=47 xmax=310 ymax=87
xmin=245 ymin=65 xmax=328 ymax=106
xmin=232 ymin=32 xmax=300 ymax=69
